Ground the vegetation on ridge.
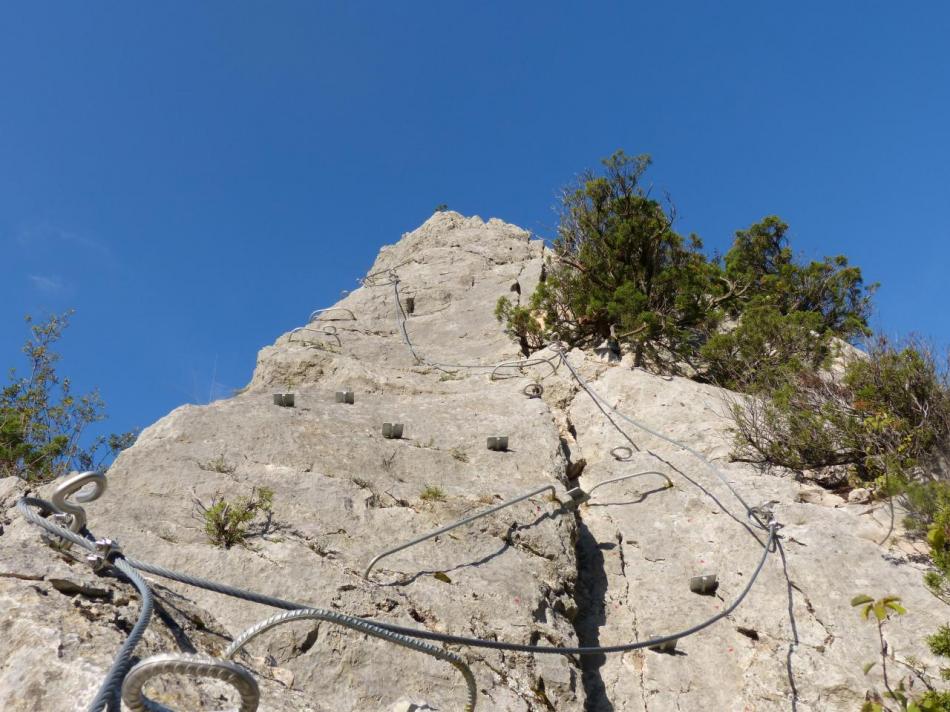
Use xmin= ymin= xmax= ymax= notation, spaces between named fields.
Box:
xmin=496 ymin=150 xmax=874 ymax=385
xmin=496 ymin=149 xmax=950 ymax=619
xmin=1 ymin=311 xmax=136 ymax=482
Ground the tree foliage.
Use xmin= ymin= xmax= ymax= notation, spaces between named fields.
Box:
xmin=0 ymin=312 xmax=135 ymax=482
xmin=700 ymin=215 xmax=875 ymax=390
xmin=723 ymin=215 xmax=875 ymax=338
xmin=497 ymin=151 xmax=876 ymax=383
xmin=729 ymin=336 xmax=950 ymax=482
xmin=519 ymin=151 xmax=722 ymax=369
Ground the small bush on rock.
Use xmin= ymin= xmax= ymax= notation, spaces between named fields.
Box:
xmin=731 ymin=336 xmax=950 ymax=596
xmin=420 ymin=484 xmax=446 ymax=502
xmin=195 ymin=486 xmax=274 ymax=549
xmin=729 ymin=336 xmax=950 ymax=486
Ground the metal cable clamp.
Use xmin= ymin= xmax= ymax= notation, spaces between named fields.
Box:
xmin=86 ymin=537 xmax=123 ymax=573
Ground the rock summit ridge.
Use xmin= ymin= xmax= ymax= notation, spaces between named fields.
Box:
xmin=1 ymin=212 xmax=943 ymax=711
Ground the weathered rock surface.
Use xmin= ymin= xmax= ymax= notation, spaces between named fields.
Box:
xmin=0 ymin=211 xmax=945 ymax=711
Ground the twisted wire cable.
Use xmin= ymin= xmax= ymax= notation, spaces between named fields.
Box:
xmin=17 ymin=495 xmax=777 ymax=656
xmin=557 ymin=354 xmax=770 ymax=530
xmin=86 ymin=558 xmax=154 ymax=712
xmin=225 ymin=609 xmax=476 ymax=712
xmin=378 ymin=267 xmax=774 ymax=531
xmin=18 ymin=498 xmax=154 ymax=712
xmin=121 ymin=654 xmax=259 ymax=712
xmin=391 ymin=276 xmax=561 ymax=377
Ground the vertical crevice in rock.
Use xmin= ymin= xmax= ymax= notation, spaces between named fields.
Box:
xmin=571 ymin=511 xmax=615 ymax=712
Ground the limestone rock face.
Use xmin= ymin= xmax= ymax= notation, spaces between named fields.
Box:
xmin=0 ymin=211 xmax=944 ymax=711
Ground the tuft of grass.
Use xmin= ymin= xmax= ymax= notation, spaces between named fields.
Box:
xmin=449 ymin=447 xmax=469 ymax=463
xmin=380 ymin=450 xmax=398 ymax=472
xmin=199 ymin=455 xmax=236 ymax=475
xmin=420 ymin=484 xmax=446 ymax=502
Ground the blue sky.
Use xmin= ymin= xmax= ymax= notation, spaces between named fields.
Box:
xmin=3 ymin=2 xmax=949 ymax=443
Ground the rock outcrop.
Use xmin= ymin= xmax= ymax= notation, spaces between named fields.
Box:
xmin=0 ymin=211 xmax=944 ymax=711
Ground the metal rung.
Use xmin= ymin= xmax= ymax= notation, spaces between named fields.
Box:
xmin=273 ymin=393 xmax=295 ymax=407
xmin=382 ymin=423 xmax=404 ymax=439
xmin=487 ymin=436 xmax=508 ymax=451
xmin=308 ymin=307 xmax=356 ymax=322
xmin=335 ymin=389 xmax=355 ymax=404
xmin=586 ymin=471 xmax=674 ymax=500
xmin=689 ymin=574 xmax=718 ymax=595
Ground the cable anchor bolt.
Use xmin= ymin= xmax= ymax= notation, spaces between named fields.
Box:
xmin=564 ymin=487 xmax=590 ymax=507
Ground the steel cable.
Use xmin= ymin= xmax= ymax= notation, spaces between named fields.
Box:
xmin=18 ymin=495 xmax=777 ymax=656
xmin=225 ymin=609 xmax=476 ymax=712
xmin=86 ymin=559 xmax=154 ymax=712
xmin=556 ymin=354 xmax=770 ymax=530
xmin=12 ymin=262 xmax=786 ymax=709
xmin=121 ymin=654 xmax=259 ymax=712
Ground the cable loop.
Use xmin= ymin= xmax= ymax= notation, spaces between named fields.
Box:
xmin=225 ymin=609 xmax=476 ymax=712
xmin=50 ymin=470 xmax=107 ymax=533
xmin=611 ymin=446 xmax=634 ymax=461
xmin=121 ymin=654 xmax=260 ymax=712
xmin=523 ymin=383 xmax=544 ymax=398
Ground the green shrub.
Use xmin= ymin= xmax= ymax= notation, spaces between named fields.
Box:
xmin=199 ymin=454 xmax=237 ymax=475
xmin=497 ymin=152 xmax=875 ymax=384
xmin=722 ymin=216 xmax=875 ymax=339
xmin=195 ymin=486 xmax=274 ymax=548
xmin=730 ymin=336 xmax=950 ymax=486
xmin=700 ymin=305 xmax=832 ymax=391
xmin=1 ymin=312 xmax=136 ymax=482
xmin=852 ymin=595 xmax=950 ymax=711
xmin=503 ymin=151 xmax=722 ymax=370
xmin=420 ymin=484 xmax=446 ymax=502
xmin=494 ymin=297 xmax=544 ymax=357
xmin=731 ymin=336 xmax=950 ymax=599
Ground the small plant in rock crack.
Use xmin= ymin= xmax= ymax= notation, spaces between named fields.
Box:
xmin=381 ymin=449 xmax=397 ymax=472
xmin=449 ymin=447 xmax=469 ymax=463
xmin=194 ymin=486 xmax=274 ymax=549
xmin=199 ymin=454 xmax=236 ymax=475
xmin=419 ymin=484 xmax=446 ymax=502
xmin=852 ymin=594 xmax=950 ymax=711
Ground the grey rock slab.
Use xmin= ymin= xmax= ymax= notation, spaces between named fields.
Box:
xmin=565 ymin=360 xmax=945 ymax=712
xmin=3 ymin=210 xmax=947 ymax=711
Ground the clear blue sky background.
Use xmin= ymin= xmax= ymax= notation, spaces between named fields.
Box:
xmin=3 ymin=2 xmax=949 ymax=444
